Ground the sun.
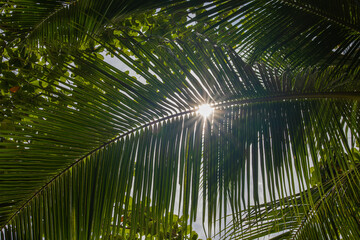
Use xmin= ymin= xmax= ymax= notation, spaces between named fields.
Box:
xmin=197 ymin=104 xmax=214 ymax=118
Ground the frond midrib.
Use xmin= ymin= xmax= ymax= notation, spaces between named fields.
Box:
xmin=4 ymin=90 xmax=360 ymax=229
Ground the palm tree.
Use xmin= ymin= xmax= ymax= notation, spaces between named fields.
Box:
xmin=1 ymin=0 xmax=360 ymax=239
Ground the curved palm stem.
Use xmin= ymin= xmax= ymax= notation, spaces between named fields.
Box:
xmin=3 ymin=91 xmax=360 ymax=229
xmin=2 ymin=29 xmax=360 ymax=238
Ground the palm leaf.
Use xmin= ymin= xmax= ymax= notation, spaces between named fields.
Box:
xmin=221 ymin=161 xmax=360 ymax=240
xmin=0 ymin=0 xmax=197 ymax=47
xmin=1 ymin=33 xmax=360 ymax=238
xmin=3 ymin=0 xmax=359 ymax=72
xmin=190 ymin=0 xmax=360 ymax=72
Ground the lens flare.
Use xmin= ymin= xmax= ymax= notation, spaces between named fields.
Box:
xmin=197 ymin=104 xmax=214 ymax=118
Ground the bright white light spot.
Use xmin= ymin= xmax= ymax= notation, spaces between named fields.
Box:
xmin=197 ymin=104 xmax=214 ymax=118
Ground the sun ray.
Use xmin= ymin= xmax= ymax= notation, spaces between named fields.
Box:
xmin=197 ymin=104 xmax=214 ymax=118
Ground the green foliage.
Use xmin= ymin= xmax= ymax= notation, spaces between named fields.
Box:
xmin=98 ymin=197 xmax=200 ymax=240
xmin=193 ymin=0 xmax=360 ymax=72
xmin=112 ymin=209 xmax=199 ymax=239
xmin=1 ymin=1 xmax=360 ymax=240
xmin=224 ymin=148 xmax=360 ymax=239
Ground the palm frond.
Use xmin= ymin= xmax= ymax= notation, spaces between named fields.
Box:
xmin=190 ymin=0 xmax=360 ymax=71
xmin=0 ymin=0 xmax=195 ymax=47
xmin=221 ymin=161 xmax=360 ymax=240
xmin=3 ymin=0 xmax=359 ymax=70
xmin=1 ymin=34 xmax=360 ymax=238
